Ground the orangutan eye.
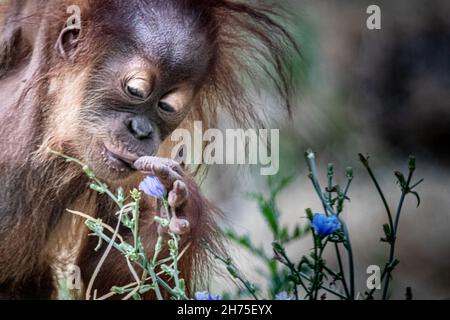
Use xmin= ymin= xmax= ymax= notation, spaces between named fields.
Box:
xmin=156 ymin=86 xmax=194 ymax=114
xmin=158 ymin=101 xmax=175 ymax=113
xmin=125 ymin=78 xmax=151 ymax=100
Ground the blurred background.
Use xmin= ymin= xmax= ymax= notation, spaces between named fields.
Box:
xmin=204 ymin=0 xmax=450 ymax=300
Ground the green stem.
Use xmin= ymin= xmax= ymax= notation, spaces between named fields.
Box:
xmin=343 ymin=179 xmax=352 ymax=201
xmin=299 ymin=270 xmax=347 ymax=299
xmin=132 ymin=201 xmax=140 ymax=250
xmin=148 ymin=267 xmax=164 ymax=300
xmin=170 ymin=234 xmax=182 ymax=299
xmin=89 ymin=229 xmax=123 ymax=252
xmin=381 ymin=170 xmax=413 ymax=300
xmin=310 ymin=231 xmax=322 ymax=300
xmin=278 ymin=250 xmax=308 ymax=299
xmin=327 ymin=164 xmax=333 ymax=207
xmin=306 ymin=151 xmax=335 ymax=215
xmin=206 ymin=247 xmax=259 ymax=300
xmin=150 ymin=237 xmax=163 ymax=300
xmin=341 ymin=222 xmax=355 ymax=299
xmin=359 ymin=156 xmax=394 ymax=236
xmin=333 ymin=243 xmax=350 ymax=299
xmin=156 ymin=275 xmax=188 ymax=300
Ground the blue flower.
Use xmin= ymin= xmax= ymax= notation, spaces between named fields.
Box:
xmin=311 ymin=213 xmax=341 ymax=237
xmin=139 ymin=176 xmax=167 ymax=199
xmin=195 ymin=292 xmax=221 ymax=300
xmin=275 ymin=291 xmax=292 ymax=300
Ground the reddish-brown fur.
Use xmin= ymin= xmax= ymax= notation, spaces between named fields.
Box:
xmin=0 ymin=0 xmax=297 ymax=299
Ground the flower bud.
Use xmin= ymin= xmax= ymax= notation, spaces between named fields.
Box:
xmin=346 ymin=166 xmax=353 ymax=180
xmin=408 ymin=156 xmax=416 ymax=172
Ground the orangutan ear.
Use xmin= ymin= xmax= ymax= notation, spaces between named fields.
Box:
xmin=0 ymin=26 xmax=20 ymax=76
xmin=55 ymin=5 xmax=82 ymax=59
xmin=55 ymin=25 xmax=81 ymax=59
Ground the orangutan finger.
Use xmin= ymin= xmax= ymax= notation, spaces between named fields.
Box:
xmin=168 ymin=180 xmax=188 ymax=208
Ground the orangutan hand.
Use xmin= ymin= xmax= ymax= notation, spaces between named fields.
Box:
xmin=134 ymin=156 xmax=191 ymax=235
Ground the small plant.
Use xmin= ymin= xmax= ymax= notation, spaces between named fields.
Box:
xmin=53 ymin=149 xmax=422 ymax=300
xmin=218 ymin=175 xmax=310 ymax=300
xmin=216 ymin=150 xmax=422 ymax=300
xmin=52 ymin=150 xmax=188 ymax=300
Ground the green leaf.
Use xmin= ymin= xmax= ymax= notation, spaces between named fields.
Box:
xmin=94 ymin=237 xmax=103 ymax=252
xmin=395 ymin=171 xmax=407 ymax=190
xmin=225 ymin=230 xmax=268 ymax=259
xmin=268 ymin=175 xmax=294 ymax=199
xmin=90 ymin=183 xmax=105 ymax=194
xmin=246 ymin=191 xmax=280 ymax=236
xmin=226 ymin=265 xmax=239 ymax=278
xmin=179 ymin=279 xmax=186 ymax=292
xmin=111 ymin=286 xmax=126 ymax=294
xmin=410 ymin=178 xmax=424 ymax=190
xmin=116 ymin=187 xmax=125 ymax=206
xmin=154 ymin=216 xmax=170 ymax=227
xmin=409 ymin=191 xmax=421 ymax=208
xmin=305 ymin=208 xmax=313 ymax=221
xmin=160 ymin=264 xmax=173 ymax=275
xmin=272 ymin=241 xmax=284 ymax=254
xmin=387 ymin=259 xmax=400 ymax=272
xmin=358 ymin=153 xmax=370 ymax=167
xmin=82 ymin=165 xmax=96 ymax=179
xmin=383 ymin=223 xmax=391 ymax=236
xmin=381 ymin=223 xmax=392 ymax=243
xmin=121 ymin=214 xmax=133 ymax=229
xmin=280 ymin=227 xmax=289 ymax=243
xmin=133 ymin=293 xmax=142 ymax=300
xmin=292 ymin=225 xmax=302 ymax=239
xmin=244 ymin=192 xmax=263 ymax=201
xmin=298 ymin=259 xmax=313 ymax=274
xmin=260 ymin=200 xmax=279 ymax=236
xmin=268 ymin=259 xmax=278 ymax=275
xmin=139 ymin=285 xmax=154 ymax=294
